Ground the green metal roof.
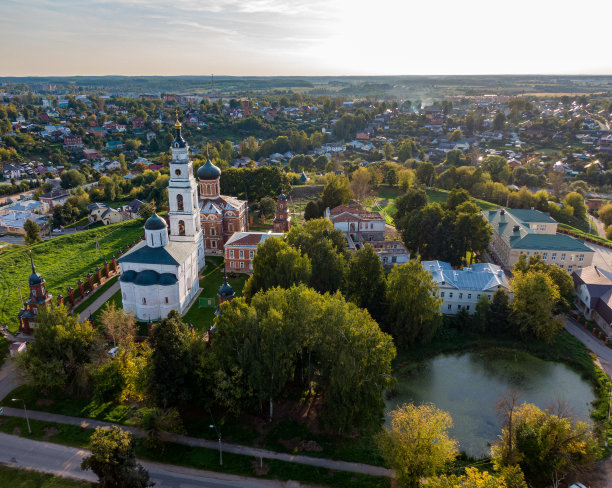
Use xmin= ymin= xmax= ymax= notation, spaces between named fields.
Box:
xmin=505 ymin=209 xmax=556 ymax=224
xmin=117 ymin=240 xmax=197 ymax=266
xmin=511 ymin=233 xmax=593 ymax=252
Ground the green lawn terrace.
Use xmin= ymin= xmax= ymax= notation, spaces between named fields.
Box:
xmin=0 ymin=219 xmax=144 ymax=332
xmin=92 ymin=256 xmax=248 ymax=333
xmin=370 ymin=186 xmax=500 ymax=225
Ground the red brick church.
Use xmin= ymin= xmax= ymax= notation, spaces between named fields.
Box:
xmin=18 ymin=251 xmax=53 ymax=334
xmin=197 ymin=159 xmax=249 ymax=254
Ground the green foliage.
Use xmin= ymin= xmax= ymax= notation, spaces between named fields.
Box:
xmin=24 ymin=219 xmax=42 ymax=245
xmin=491 ymin=403 xmax=598 ymax=488
xmin=416 ymin=162 xmax=435 ymax=185
xmin=482 ymin=156 xmax=511 ymax=183
xmin=510 ymin=270 xmax=563 ymax=343
xmin=563 ymin=191 xmax=587 ymax=220
xmin=377 ymin=403 xmax=458 ymax=488
xmin=321 ymin=173 xmax=352 ymax=210
xmin=81 ymin=426 xmax=153 ymax=488
xmin=19 ymin=304 xmax=96 ymax=394
xmin=598 ymin=202 xmax=612 ymax=227
xmin=60 ymin=169 xmax=86 ymax=189
xmin=0 ymin=465 xmax=89 ymax=488
xmin=286 ymin=218 xmax=347 ymax=293
xmin=385 ymin=261 xmax=443 ymax=346
xmin=258 ymin=196 xmax=276 ymax=218
xmin=220 ymin=166 xmax=290 ymax=201
xmin=136 ymin=202 xmax=155 ymax=219
xmin=343 ymin=244 xmax=387 ymax=322
xmin=393 ymin=188 xmax=428 ymax=230
xmin=242 ymin=237 xmax=311 ymax=299
xmin=214 ymin=285 xmax=396 ymax=432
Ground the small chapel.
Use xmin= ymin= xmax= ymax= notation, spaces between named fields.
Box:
xmin=117 ymin=118 xmax=205 ymax=321
xmin=18 ymin=251 xmax=53 ymax=334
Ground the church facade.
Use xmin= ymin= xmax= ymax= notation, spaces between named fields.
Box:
xmin=117 ymin=120 xmax=205 ymax=321
xmin=18 ymin=252 xmax=53 ymax=334
xmin=197 ymin=159 xmax=248 ymax=254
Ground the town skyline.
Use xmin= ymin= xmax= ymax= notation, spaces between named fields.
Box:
xmin=2 ymin=0 xmax=612 ymax=77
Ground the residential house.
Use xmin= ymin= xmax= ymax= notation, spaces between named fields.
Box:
xmin=131 ymin=117 xmax=145 ymax=129
xmin=63 ymin=134 xmax=83 ymax=149
xmin=2 ymin=164 xmax=24 ymax=179
xmin=0 ymin=211 xmax=48 ymax=235
xmin=483 ymin=208 xmax=594 ymax=272
xmin=224 ymin=231 xmax=284 ymax=273
xmin=572 ymin=265 xmax=612 ymax=336
xmin=83 ymin=148 xmax=102 ymax=160
xmin=370 ymin=240 xmax=410 ymax=267
xmin=39 ymin=189 xmax=70 ymax=212
xmin=423 ymin=260 xmax=510 ymax=315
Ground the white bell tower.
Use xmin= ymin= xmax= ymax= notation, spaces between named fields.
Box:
xmin=167 ymin=116 xmax=205 ymax=268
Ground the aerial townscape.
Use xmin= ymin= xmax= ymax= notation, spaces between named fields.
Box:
xmin=1 ymin=2 xmax=612 ymax=488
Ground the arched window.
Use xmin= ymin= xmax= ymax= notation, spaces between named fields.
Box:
xmin=178 ymin=220 xmax=185 ymax=236
xmin=177 ymin=194 xmax=184 ymax=211
xmin=142 ymin=297 xmax=146 ymax=305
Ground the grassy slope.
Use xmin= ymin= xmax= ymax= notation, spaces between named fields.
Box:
xmin=0 ymin=464 xmax=89 ymax=488
xmin=0 ymin=219 xmax=143 ymax=332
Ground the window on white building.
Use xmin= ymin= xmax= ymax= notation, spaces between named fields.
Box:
xmin=448 ymin=304 xmax=452 ymax=310
xmin=551 ymin=252 xmax=556 ymax=261
xmin=459 ymin=293 xmax=463 ymax=299
xmin=142 ymin=297 xmax=146 ymax=305
xmin=579 ymin=254 xmax=585 ymax=262
xmin=542 ymin=252 xmax=548 ymax=259
xmin=561 ymin=253 xmax=566 ymax=261
xmin=466 ymin=305 xmax=470 ymax=311
xmin=468 ymin=294 xmax=472 ymax=299
xmin=165 ymin=297 xmax=169 ymax=304
xmin=568 ymin=265 xmax=573 ymax=272
xmin=449 ymin=292 xmax=453 ymax=298
xmin=440 ymin=292 xmax=445 ymax=298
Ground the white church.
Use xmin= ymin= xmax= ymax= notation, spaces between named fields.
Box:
xmin=117 ymin=118 xmax=205 ymax=321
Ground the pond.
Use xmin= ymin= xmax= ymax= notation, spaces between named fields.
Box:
xmin=387 ymin=349 xmax=596 ymax=457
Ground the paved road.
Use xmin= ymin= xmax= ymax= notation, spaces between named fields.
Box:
xmin=564 ymin=317 xmax=612 ymax=378
xmin=0 ymin=407 xmax=392 ymax=477
xmin=0 ymin=433 xmax=294 ymax=488
xmin=0 ymin=358 xmax=25 ymax=402
xmin=78 ymin=280 xmax=121 ymax=320
xmin=585 ymin=241 xmax=612 ymax=273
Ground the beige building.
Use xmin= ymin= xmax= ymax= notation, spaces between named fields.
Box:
xmin=483 ymin=208 xmax=594 ymax=273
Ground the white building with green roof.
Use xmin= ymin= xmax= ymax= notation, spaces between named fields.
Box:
xmin=483 ymin=208 xmax=594 ymax=272
xmin=117 ymin=120 xmax=205 ymax=321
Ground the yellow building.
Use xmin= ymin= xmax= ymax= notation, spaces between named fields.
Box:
xmin=483 ymin=208 xmax=594 ymax=273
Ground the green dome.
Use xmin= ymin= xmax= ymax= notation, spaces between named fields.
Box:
xmin=218 ymin=281 xmax=235 ymax=298
xmin=28 ymin=271 xmax=44 ymax=286
xmin=197 ymin=159 xmax=221 ymax=180
xmin=144 ymin=213 xmax=167 ymax=230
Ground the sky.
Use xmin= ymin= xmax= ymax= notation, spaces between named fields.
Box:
xmin=1 ymin=0 xmax=611 ymax=76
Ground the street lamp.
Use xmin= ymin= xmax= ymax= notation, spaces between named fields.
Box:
xmin=11 ymin=398 xmax=31 ymax=434
xmin=209 ymin=420 xmax=222 ymax=466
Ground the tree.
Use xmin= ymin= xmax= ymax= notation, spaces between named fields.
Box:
xmin=243 ymin=237 xmax=311 ymax=299
xmin=304 ymin=200 xmax=322 ymax=220
xmin=343 ymin=244 xmax=387 ymax=322
xmin=424 ymin=466 xmax=527 ymax=488
xmin=137 ymin=202 xmax=155 ymax=219
xmin=397 ymin=139 xmax=416 ymax=163
xmin=492 ymin=403 xmax=598 ymax=488
xmin=394 ymin=188 xmax=428 ymax=230
xmin=448 ymin=128 xmax=463 ymax=142
xmin=60 ymin=169 xmax=85 ymax=189
xmin=81 ymin=426 xmax=153 ymax=488
xmin=416 ymin=162 xmax=436 ymax=185
xmin=321 ymin=173 xmax=352 ymax=210
xmin=286 ymin=218 xmax=347 ymax=294
xmin=482 ymin=156 xmax=511 ymax=183
xmin=149 ymin=311 xmax=193 ymax=407
xmin=24 ymin=219 xmax=42 ymax=245
xmin=350 ymin=167 xmax=372 ymax=203
xmin=383 ymin=142 xmax=394 ymax=160
xmin=493 ymin=112 xmax=506 ymax=131
xmin=510 ymin=270 xmax=563 ymax=342
xmin=378 ymin=403 xmax=458 ymax=488
xmin=259 ymin=196 xmax=276 ymax=218
xmin=513 ymin=255 xmax=573 ymax=312
xmin=548 ymin=170 xmax=566 ymax=199
xmin=132 ymin=407 xmax=184 ymax=451
xmin=598 ymin=202 xmax=612 ymax=227
xmin=487 ymin=289 xmax=511 ymax=334
xmin=563 ymin=192 xmax=587 ymax=220
xmin=385 ymin=261 xmax=443 ymax=346
xmin=99 ymin=302 xmax=135 ymax=347
xmin=20 ymin=304 xmax=95 ymax=394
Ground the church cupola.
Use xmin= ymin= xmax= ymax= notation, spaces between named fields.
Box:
xmin=172 ymin=118 xmax=187 ymax=150
xmin=19 ymin=250 xmax=53 ymax=334
xmin=273 ymin=192 xmax=290 ymax=233
xmin=197 ymin=159 xmax=221 ymax=198
xmin=216 ymin=268 xmax=235 ymax=315
xmin=144 ymin=213 xmax=168 ymax=248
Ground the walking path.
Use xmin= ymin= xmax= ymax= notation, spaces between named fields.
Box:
xmin=78 ymin=280 xmax=121 ymax=320
xmin=564 ymin=317 xmax=612 ymax=379
xmin=0 ymin=407 xmax=393 ymax=478
xmin=0 ymin=432 xmax=297 ymax=488
xmin=0 ymin=358 xmax=24 ymax=401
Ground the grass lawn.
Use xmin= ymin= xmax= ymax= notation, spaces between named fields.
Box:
xmin=0 ymin=336 xmax=8 ymax=367
xmin=425 ymin=188 xmax=499 ymax=211
xmin=0 ymin=219 xmax=144 ymax=332
xmin=182 ymin=257 xmax=248 ymax=330
xmin=0 ymin=464 xmax=89 ymax=488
